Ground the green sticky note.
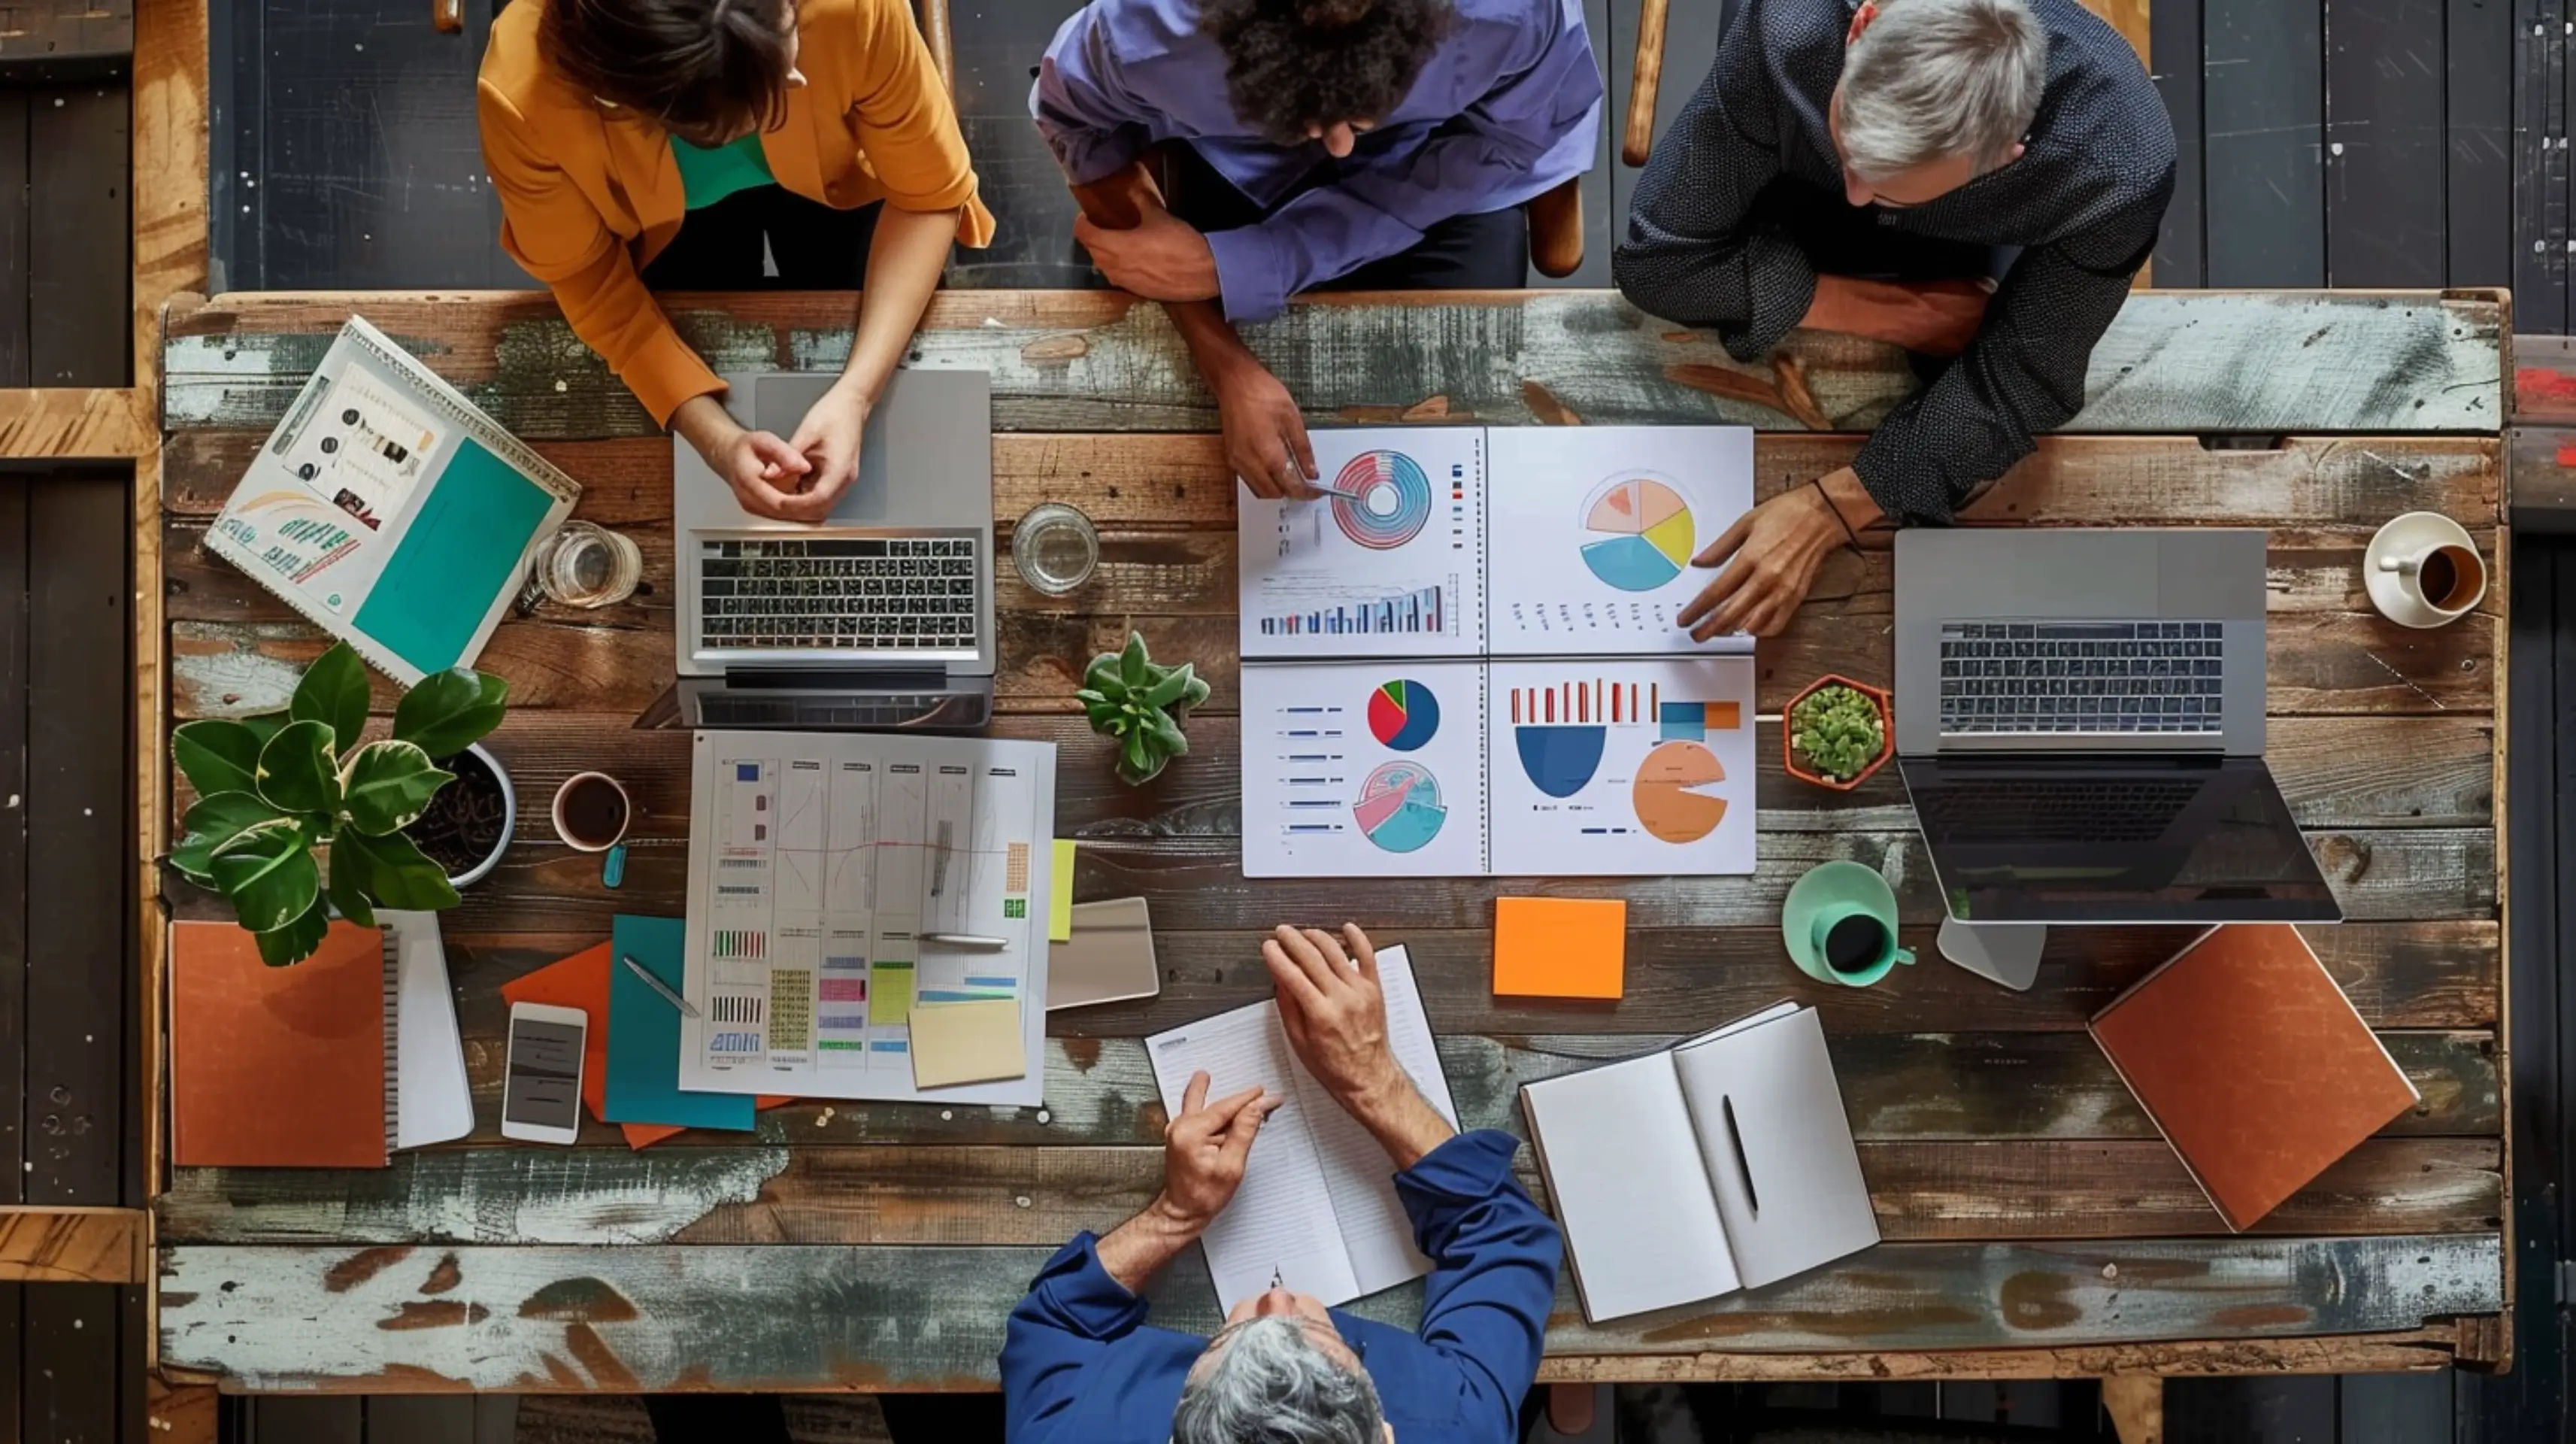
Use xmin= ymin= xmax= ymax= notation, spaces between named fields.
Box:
xmin=1050 ymin=839 xmax=1077 ymax=942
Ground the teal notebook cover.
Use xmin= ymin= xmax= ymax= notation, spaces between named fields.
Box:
xmin=351 ymin=437 xmax=553 ymax=675
xmin=604 ymin=915 xmax=756 ymax=1131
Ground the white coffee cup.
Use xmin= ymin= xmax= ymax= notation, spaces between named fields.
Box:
xmin=2365 ymin=512 xmax=2487 ymax=628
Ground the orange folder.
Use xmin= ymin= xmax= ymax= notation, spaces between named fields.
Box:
xmin=1492 ymin=897 xmax=1627 ymax=1000
xmin=171 ymin=921 xmax=388 ymax=1168
xmin=502 ymin=942 xmax=789 ymax=1150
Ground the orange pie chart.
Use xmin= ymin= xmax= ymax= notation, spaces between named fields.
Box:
xmin=1632 ymin=741 xmax=1727 ymax=844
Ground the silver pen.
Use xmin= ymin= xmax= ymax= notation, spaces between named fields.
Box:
xmin=620 ymin=953 xmax=702 ymax=1018
xmin=920 ymin=933 xmax=1010 ymax=950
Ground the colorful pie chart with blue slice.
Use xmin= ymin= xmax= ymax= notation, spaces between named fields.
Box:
xmin=1353 ymin=761 xmax=1447 ymax=854
xmin=1580 ymin=475 xmax=1696 ymax=593
xmin=1366 ymin=678 xmax=1440 ymax=752
xmin=1514 ymin=726 xmax=1605 ymax=798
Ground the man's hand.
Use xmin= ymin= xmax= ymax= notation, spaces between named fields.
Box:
xmin=1677 ymin=469 xmax=1877 ymax=639
xmin=1158 ymin=1070 xmax=1277 ymax=1227
xmin=779 ymin=381 xmax=870 ymax=523
xmin=1215 ymin=359 xmax=1320 ymax=498
xmin=1809 ymin=275 xmax=1993 ymax=357
xmin=1262 ymin=924 xmax=1456 ymax=1169
xmin=673 ymin=394 xmax=820 ymax=523
xmin=1074 ymin=201 xmax=1221 ymax=302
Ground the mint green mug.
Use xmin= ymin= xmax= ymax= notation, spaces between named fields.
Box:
xmin=1782 ymin=860 xmax=1914 ymax=987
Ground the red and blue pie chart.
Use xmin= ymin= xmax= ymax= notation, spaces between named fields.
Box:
xmin=1365 ymin=678 xmax=1440 ymax=751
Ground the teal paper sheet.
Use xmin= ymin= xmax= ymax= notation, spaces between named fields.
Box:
xmin=604 ymin=915 xmax=756 ymax=1132
xmin=352 ymin=437 xmax=553 ymax=674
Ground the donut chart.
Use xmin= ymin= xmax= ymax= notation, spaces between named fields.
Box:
xmin=1353 ymin=761 xmax=1447 ymax=853
xmin=1331 ymin=450 xmax=1434 ymax=551
xmin=1632 ymin=740 xmax=1728 ymax=844
xmin=1580 ymin=474 xmax=1696 ymax=593
xmin=1366 ymin=679 xmax=1441 ymax=751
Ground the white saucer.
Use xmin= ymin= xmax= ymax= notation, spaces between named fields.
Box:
xmin=2363 ymin=511 xmax=2481 ymax=629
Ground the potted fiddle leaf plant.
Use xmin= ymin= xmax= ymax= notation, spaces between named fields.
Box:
xmin=168 ymin=641 xmax=511 ymax=965
xmin=1077 ymin=632 xmax=1210 ymax=786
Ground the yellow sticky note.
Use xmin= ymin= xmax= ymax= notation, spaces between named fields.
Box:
xmin=909 ymin=999 xmax=1027 ymax=1089
xmin=1050 ymin=839 xmax=1078 ymax=942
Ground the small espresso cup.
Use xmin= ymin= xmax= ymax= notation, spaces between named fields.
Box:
xmin=550 ymin=772 xmax=632 ymax=853
xmin=2370 ymin=514 xmax=2487 ymax=624
xmin=1782 ymin=860 xmax=1916 ymax=987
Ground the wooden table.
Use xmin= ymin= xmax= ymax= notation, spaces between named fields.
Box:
xmin=149 ymin=288 xmax=2510 ymax=1396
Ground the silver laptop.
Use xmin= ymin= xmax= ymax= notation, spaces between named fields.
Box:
xmin=671 ymin=369 xmax=996 ymax=730
xmin=1893 ymin=528 xmax=2339 ymax=927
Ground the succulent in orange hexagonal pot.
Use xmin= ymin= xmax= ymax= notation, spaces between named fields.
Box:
xmin=1784 ymin=675 xmax=1893 ymax=791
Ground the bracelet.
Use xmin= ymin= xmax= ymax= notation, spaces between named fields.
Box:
xmin=1808 ymin=478 xmax=1860 ymax=547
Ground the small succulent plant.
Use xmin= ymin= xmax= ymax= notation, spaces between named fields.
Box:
xmin=1078 ymin=632 xmax=1210 ymax=786
xmin=1790 ymin=682 xmax=1885 ymax=784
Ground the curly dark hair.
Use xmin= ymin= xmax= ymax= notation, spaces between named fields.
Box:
xmin=540 ymin=0 xmax=799 ymax=147
xmin=1199 ymin=0 xmax=1459 ymax=146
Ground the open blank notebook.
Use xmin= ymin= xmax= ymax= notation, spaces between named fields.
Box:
xmin=1144 ymin=945 xmax=1457 ymax=1306
xmin=1520 ymin=1003 xmax=1880 ymax=1321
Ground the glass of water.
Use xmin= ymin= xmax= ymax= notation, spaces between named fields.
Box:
xmin=529 ymin=520 xmax=644 ymax=609
xmin=1014 ymin=502 xmax=1101 ymax=596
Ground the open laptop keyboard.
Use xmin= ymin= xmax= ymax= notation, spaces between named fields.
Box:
xmin=698 ymin=535 xmax=980 ymax=653
xmin=1939 ymin=621 xmax=2226 ymax=736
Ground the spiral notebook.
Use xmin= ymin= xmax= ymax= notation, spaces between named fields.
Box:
xmin=205 ymin=317 xmax=580 ymax=684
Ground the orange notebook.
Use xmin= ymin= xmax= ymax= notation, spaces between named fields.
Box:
xmin=2090 ymin=924 xmax=2417 ymax=1231
xmin=171 ymin=921 xmax=389 ymax=1168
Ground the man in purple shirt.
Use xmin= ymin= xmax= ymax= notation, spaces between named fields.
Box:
xmin=1033 ymin=0 xmax=1602 ymax=497
xmin=1002 ymin=924 xmax=1564 ymax=1444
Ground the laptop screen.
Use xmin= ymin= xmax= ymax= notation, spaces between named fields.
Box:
xmin=1899 ymin=755 xmax=2342 ymax=925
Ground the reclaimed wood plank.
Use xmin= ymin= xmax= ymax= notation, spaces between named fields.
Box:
xmin=28 ymin=79 xmax=129 ymax=386
xmin=2324 ymin=0 xmax=2446 ymax=287
xmin=156 ymin=432 xmax=2511 ymax=529
xmin=158 ymin=290 xmax=2506 ymax=438
xmin=0 ymin=387 xmax=150 ymax=459
xmin=363 ymin=1027 xmax=2493 ymax=1152
xmin=0 ymin=90 xmax=25 ymax=387
xmin=2205 ymin=0 xmax=2326 ymax=287
xmin=0 ymin=480 xmax=23 ymax=1202
xmin=0 ymin=1206 xmax=145 ymax=1282
xmin=2447 ymin=0 xmax=2514 ymax=289
xmin=268 ymin=827 xmax=2487 ymax=939
xmin=2512 ymin=0 xmax=2567 ymax=333
xmin=26 ymin=1282 xmax=124 ymax=1439
xmin=153 ymin=1234 xmax=2505 ymax=1390
xmin=152 ymin=1138 xmax=2499 ymax=1248
xmin=27 ymin=475 xmax=129 ymax=1205
xmin=0 ymin=0 xmax=134 ymax=68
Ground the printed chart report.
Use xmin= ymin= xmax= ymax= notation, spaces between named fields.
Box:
xmin=678 ymin=730 xmax=1057 ymax=1104
xmin=1237 ymin=426 xmax=1756 ymax=879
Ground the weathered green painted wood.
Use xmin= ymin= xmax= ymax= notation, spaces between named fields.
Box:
xmin=160 ymin=290 xmax=2503 ymax=440
xmin=325 ymin=1029 xmax=2493 ymax=1152
xmin=153 ymin=1139 xmax=2500 ymax=1248
xmin=154 ymin=1233 xmax=2505 ymax=1390
xmin=159 ymin=432 xmax=2506 ymax=529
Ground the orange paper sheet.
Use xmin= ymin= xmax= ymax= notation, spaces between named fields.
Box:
xmin=502 ymin=942 xmax=788 ymax=1150
xmin=1492 ymin=896 xmax=1628 ymax=1000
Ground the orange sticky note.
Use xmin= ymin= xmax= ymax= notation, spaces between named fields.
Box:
xmin=502 ymin=942 xmax=794 ymax=1151
xmin=1493 ymin=897 xmax=1627 ymax=999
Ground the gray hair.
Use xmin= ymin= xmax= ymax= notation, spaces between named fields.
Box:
xmin=1172 ymin=1316 xmax=1386 ymax=1444
xmin=1838 ymin=0 xmax=2047 ymax=180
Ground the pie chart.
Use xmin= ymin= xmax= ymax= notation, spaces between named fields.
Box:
xmin=1353 ymin=761 xmax=1447 ymax=854
xmin=1580 ymin=474 xmax=1695 ymax=593
xmin=1331 ymin=450 xmax=1434 ymax=551
xmin=1366 ymin=678 xmax=1440 ymax=751
xmin=1632 ymin=740 xmax=1728 ymax=844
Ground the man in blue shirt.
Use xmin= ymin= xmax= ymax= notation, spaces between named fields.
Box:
xmin=1032 ymin=0 xmax=1602 ymax=501
xmin=1002 ymin=924 xmax=1564 ymax=1444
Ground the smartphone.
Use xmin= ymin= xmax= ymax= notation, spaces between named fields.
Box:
xmin=500 ymin=1002 xmax=587 ymax=1145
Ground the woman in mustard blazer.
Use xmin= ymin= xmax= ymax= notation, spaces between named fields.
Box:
xmin=480 ymin=0 xmax=994 ymax=520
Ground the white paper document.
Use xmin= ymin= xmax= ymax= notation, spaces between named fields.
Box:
xmin=1238 ymin=426 xmax=1756 ymax=878
xmin=678 ymin=730 xmax=1057 ymax=1104
xmin=1240 ymin=655 xmax=1755 ymax=877
xmin=1144 ymin=945 xmax=1458 ymax=1306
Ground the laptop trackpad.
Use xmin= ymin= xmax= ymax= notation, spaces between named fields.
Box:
xmin=749 ymin=374 xmax=892 ymax=523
